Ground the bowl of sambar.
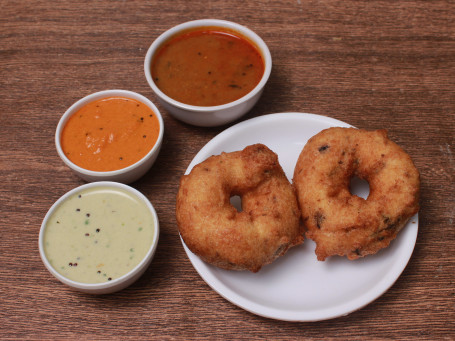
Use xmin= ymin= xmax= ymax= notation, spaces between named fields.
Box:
xmin=144 ymin=19 xmax=272 ymax=127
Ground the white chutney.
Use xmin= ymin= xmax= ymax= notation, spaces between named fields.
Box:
xmin=43 ymin=186 xmax=155 ymax=284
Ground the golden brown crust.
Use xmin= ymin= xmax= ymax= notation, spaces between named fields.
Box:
xmin=176 ymin=144 xmax=303 ymax=272
xmin=293 ymin=128 xmax=420 ymax=261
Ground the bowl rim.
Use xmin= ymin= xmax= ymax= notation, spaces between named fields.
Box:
xmin=144 ymin=18 xmax=272 ymax=113
xmin=38 ymin=181 xmax=160 ymax=292
xmin=55 ymin=89 xmax=164 ymax=177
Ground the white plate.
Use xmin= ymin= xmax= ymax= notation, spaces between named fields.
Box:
xmin=181 ymin=113 xmax=418 ymax=322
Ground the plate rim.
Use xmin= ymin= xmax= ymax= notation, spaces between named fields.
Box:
xmin=185 ymin=112 xmax=353 ymax=172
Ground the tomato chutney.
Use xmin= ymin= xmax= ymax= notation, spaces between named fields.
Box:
xmin=61 ymin=96 xmax=160 ymax=172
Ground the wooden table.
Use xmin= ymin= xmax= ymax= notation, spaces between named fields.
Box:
xmin=1 ymin=0 xmax=454 ymax=339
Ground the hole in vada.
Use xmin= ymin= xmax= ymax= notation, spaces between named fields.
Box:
xmin=230 ymin=195 xmax=243 ymax=212
xmin=349 ymin=176 xmax=370 ymax=199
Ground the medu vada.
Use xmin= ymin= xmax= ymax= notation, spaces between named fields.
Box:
xmin=293 ymin=127 xmax=420 ymax=261
xmin=176 ymin=144 xmax=304 ymax=272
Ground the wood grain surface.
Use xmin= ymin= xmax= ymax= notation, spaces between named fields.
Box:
xmin=1 ymin=0 xmax=454 ymax=339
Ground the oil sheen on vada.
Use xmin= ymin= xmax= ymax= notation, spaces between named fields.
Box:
xmin=293 ymin=127 xmax=420 ymax=261
xmin=176 ymin=144 xmax=304 ymax=272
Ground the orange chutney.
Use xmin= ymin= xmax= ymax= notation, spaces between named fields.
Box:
xmin=61 ymin=97 xmax=160 ymax=172
xmin=151 ymin=27 xmax=265 ymax=107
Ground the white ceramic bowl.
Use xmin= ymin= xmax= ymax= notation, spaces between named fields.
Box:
xmin=39 ymin=181 xmax=160 ymax=294
xmin=144 ymin=19 xmax=272 ymax=127
xmin=55 ymin=90 xmax=164 ymax=184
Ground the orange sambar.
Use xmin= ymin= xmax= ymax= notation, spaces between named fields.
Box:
xmin=151 ymin=27 xmax=265 ymax=107
xmin=61 ymin=97 xmax=160 ymax=172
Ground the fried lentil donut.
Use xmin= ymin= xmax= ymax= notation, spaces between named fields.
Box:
xmin=176 ymin=144 xmax=303 ymax=272
xmin=293 ymin=128 xmax=420 ymax=261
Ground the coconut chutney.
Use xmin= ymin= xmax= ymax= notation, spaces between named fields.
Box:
xmin=42 ymin=186 xmax=155 ymax=284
